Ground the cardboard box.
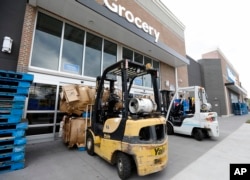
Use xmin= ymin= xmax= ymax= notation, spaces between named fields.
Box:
xmin=72 ymin=85 xmax=90 ymax=112
xmin=62 ymin=85 xmax=79 ymax=102
xmin=115 ymin=101 xmax=123 ymax=110
xmin=76 ymin=85 xmax=90 ymax=104
xmin=60 ymin=100 xmax=86 ymax=116
xmin=72 ymin=108 xmax=84 ymax=116
xmin=60 ymin=100 xmax=73 ymax=114
xmin=102 ymin=88 xmax=110 ymax=103
xmin=63 ymin=117 xmax=87 ymax=148
xmin=88 ymin=86 xmax=96 ymax=104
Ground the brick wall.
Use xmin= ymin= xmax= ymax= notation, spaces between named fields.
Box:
xmin=17 ymin=4 xmax=36 ymax=72
xmin=160 ymin=63 xmax=175 ymax=90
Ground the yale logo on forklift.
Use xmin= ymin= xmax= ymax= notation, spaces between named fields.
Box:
xmin=153 ymin=145 xmax=165 ymax=155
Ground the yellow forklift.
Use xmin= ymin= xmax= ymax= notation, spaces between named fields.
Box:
xmin=86 ymin=59 xmax=168 ymax=179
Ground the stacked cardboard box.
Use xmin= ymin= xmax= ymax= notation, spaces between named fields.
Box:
xmin=59 ymin=84 xmax=122 ymax=150
xmin=0 ymin=70 xmax=33 ymax=174
xmin=60 ymin=84 xmax=96 ymax=116
xmin=59 ymin=84 xmax=95 ymax=150
xmin=62 ymin=116 xmax=91 ymax=149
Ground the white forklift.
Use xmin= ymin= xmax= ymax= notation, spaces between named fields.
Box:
xmin=161 ymin=86 xmax=219 ymax=141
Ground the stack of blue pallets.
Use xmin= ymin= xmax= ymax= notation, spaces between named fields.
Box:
xmin=0 ymin=70 xmax=33 ymax=174
xmin=232 ymin=102 xmax=249 ymax=115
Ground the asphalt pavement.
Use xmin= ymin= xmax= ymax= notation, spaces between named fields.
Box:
xmin=1 ymin=114 xmax=250 ymax=180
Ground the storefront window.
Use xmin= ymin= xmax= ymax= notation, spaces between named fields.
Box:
xmin=26 ymin=113 xmax=55 ymax=125
xmin=134 ymin=52 xmax=143 ymax=64
xmin=103 ymin=39 xmax=117 ymax=71
xmin=123 ymin=47 xmax=133 ymax=60
xmin=134 ymin=52 xmax=143 ymax=86
xmin=84 ymin=32 xmax=102 ymax=77
xmin=31 ymin=12 xmax=62 ymax=70
xmin=153 ymin=60 xmax=159 ymax=70
xmin=122 ymin=48 xmax=160 ymax=88
xmin=144 ymin=56 xmax=152 ymax=65
xmin=31 ymin=13 xmax=118 ymax=80
xmin=144 ymin=57 xmax=152 ymax=87
xmin=28 ymin=83 xmax=57 ymax=110
xmin=61 ymin=23 xmax=84 ymax=74
xmin=153 ymin=60 xmax=160 ymax=88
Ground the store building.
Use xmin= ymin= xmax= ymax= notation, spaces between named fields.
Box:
xmin=187 ymin=48 xmax=248 ymax=117
xmin=1 ymin=0 xmax=190 ymax=143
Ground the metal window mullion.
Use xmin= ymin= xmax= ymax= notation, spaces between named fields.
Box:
xmin=52 ymin=83 xmax=60 ymax=135
xmin=29 ymin=124 xmax=54 ymax=128
xmin=101 ymin=38 xmax=104 ymax=73
xmin=82 ymin=31 xmax=87 ymax=76
xmin=58 ymin=22 xmax=65 ymax=71
xmin=142 ymin=55 xmax=145 ymax=87
xmin=132 ymin=50 xmax=134 ymax=61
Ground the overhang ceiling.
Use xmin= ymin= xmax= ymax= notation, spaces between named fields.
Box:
xmin=225 ymin=82 xmax=247 ymax=95
xmin=29 ymin=0 xmax=189 ymax=67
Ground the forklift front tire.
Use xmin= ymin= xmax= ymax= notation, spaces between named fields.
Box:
xmin=116 ymin=152 xmax=132 ymax=180
xmin=86 ymin=131 xmax=95 ymax=156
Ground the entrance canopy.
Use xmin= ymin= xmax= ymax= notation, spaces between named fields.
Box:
xmin=225 ymin=82 xmax=247 ymax=95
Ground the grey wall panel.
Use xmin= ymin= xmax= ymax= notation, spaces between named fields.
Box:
xmin=0 ymin=0 xmax=26 ymax=71
xmin=198 ymin=59 xmax=226 ymax=116
xmin=187 ymin=56 xmax=202 ymax=86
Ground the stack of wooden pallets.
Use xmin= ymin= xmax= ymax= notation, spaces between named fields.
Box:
xmin=0 ymin=70 xmax=33 ymax=174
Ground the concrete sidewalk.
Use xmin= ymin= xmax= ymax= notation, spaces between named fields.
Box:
xmin=171 ymin=123 xmax=250 ymax=180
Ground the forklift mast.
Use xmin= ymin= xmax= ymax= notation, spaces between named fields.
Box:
xmin=160 ymin=90 xmax=173 ymax=116
xmin=91 ymin=59 xmax=161 ymax=137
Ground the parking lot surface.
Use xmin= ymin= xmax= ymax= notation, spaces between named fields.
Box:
xmin=1 ymin=114 xmax=250 ymax=180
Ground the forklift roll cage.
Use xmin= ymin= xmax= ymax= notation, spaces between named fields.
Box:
xmin=91 ymin=59 xmax=161 ymax=139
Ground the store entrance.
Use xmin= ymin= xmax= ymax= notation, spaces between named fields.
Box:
xmin=25 ymin=73 xmax=86 ymax=144
xmin=26 ymin=82 xmax=62 ymax=143
xmin=230 ymin=92 xmax=239 ymax=115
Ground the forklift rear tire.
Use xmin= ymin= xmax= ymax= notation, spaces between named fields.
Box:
xmin=86 ymin=131 xmax=95 ymax=156
xmin=116 ymin=152 xmax=132 ymax=180
xmin=167 ymin=122 xmax=174 ymax=135
xmin=193 ymin=129 xmax=204 ymax=141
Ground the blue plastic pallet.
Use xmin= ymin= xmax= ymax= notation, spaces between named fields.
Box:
xmin=0 ymin=101 xmax=25 ymax=109
xmin=0 ymin=70 xmax=34 ymax=82
xmin=0 ymin=95 xmax=26 ymax=102
xmin=0 ymin=115 xmax=22 ymax=124
xmin=0 ymin=152 xmax=25 ymax=164
xmin=0 ymin=161 xmax=25 ymax=174
xmin=0 ymin=129 xmax=26 ymax=138
xmin=0 ymin=122 xmax=28 ymax=131
xmin=78 ymin=146 xmax=86 ymax=151
xmin=0 ymin=85 xmax=30 ymax=96
xmin=0 ymin=95 xmax=26 ymax=109
xmin=0 ymin=79 xmax=32 ymax=88
xmin=0 ymin=137 xmax=27 ymax=146
xmin=0 ymin=145 xmax=25 ymax=154
xmin=0 ymin=108 xmax=23 ymax=116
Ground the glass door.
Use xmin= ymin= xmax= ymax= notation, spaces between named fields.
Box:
xmin=26 ymin=83 xmax=58 ymax=143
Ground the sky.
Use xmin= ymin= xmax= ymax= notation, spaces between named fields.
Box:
xmin=161 ymin=0 xmax=250 ymax=97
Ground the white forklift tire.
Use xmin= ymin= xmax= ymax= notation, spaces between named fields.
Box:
xmin=193 ymin=128 xmax=204 ymax=141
